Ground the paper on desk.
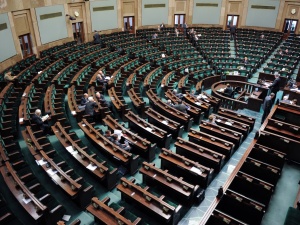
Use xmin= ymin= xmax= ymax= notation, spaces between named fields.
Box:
xmin=37 ymin=159 xmax=47 ymax=166
xmin=225 ymin=122 xmax=232 ymax=126
xmin=66 ymin=146 xmax=75 ymax=153
xmin=162 ymin=120 xmax=169 ymax=125
xmin=22 ymin=93 xmax=26 ymax=97
xmin=87 ymin=163 xmax=97 ymax=171
xmin=195 ymin=102 xmax=201 ymax=106
xmin=190 ymin=166 xmax=202 ymax=175
xmin=62 ymin=215 xmax=71 ymax=221
xmin=216 ymin=119 xmax=221 ymax=122
xmin=22 ymin=197 xmax=32 ymax=204
xmin=146 ymin=127 xmax=152 ymax=132
xmin=19 ymin=118 xmax=24 ymax=123
xmin=46 ymin=168 xmax=57 ymax=176
xmin=71 ymin=111 xmax=76 ymax=115
xmin=105 ymin=76 xmax=111 ymax=80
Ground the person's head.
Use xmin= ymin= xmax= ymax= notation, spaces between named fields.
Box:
xmin=275 ymin=74 xmax=280 ymax=78
xmin=167 ymin=99 xmax=172 ymax=104
xmin=5 ymin=71 xmax=12 ymax=76
xmin=178 ymin=100 xmax=182 ymax=104
xmin=283 ymin=95 xmax=289 ymax=100
xmin=270 ymin=93 xmax=275 ymax=98
xmin=245 ymin=57 xmax=248 ymax=60
xmin=208 ymin=115 xmax=215 ymax=121
xmin=84 ymin=93 xmax=88 ymax=98
xmin=88 ymin=96 xmax=94 ymax=102
xmin=105 ymin=130 xmax=111 ymax=136
xmin=292 ymin=99 xmax=297 ymax=104
xmin=285 ymin=49 xmax=288 ymax=52
xmin=226 ymin=83 xmax=231 ymax=88
xmin=35 ymin=109 xmax=41 ymax=116
xmin=98 ymin=70 xmax=104 ymax=75
xmin=112 ymin=134 xmax=118 ymax=140
xmin=191 ymin=90 xmax=195 ymax=94
xmin=95 ymin=92 xmax=101 ymax=98
xmin=173 ymin=89 xmax=177 ymax=94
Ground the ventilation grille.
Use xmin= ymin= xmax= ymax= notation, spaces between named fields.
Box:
xmin=196 ymin=3 xmax=218 ymax=7
xmin=40 ymin=12 xmax=63 ymax=20
xmin=0 ymin=23 xmax=7 ymax=31
xmin=251 ymin=5 xmax=276 ymax=10
xmin=93 ymin=6 xmax=114 ymax=12
xmin=144 ymin=4 xmax=166 ymax=8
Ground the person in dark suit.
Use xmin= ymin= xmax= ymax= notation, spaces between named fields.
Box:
xmin=93 ymin=31 xmax=101 ymax=44
xmin=111 ymin=134 xmax=131 ymax=152
xmin=230 ymin=25 xmax=236 ymax=40
xmin=31 ymin=109 xmax=51 ymax=135
xmin=95 ymin=92 xmax=111 ymax=109
xmin=96 ymin=70 xmax=108 ymax=93
xmin=173 ymin=100 xmax=188 ymax=113
xmin=166 ymin=99 xmax=174 ymax=107
xmin=268 ymin=74 xmax=281 ymax=102
xmin=85 ymin=97 xmax=98 ymax=117
xmin=243 ymin=57 xmax=249 ymax=64
xmin=261 ymin=93 xmax=275 ymax=124
xmin=172 ymin=89 xmax=183 ymax=99
xmin=160 ymin=22 xmax=165 ymax=31
xmin=224 ymin=84 xmax=233 ymax=97
xmin=104 ymin=130 xmax=114 ymax=142
xmin=81 ymin=93 xmax=89 ymax=106
xmin=183 ymin=22 xmax=188 ymax=36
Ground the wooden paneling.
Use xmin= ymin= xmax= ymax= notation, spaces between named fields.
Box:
xmin=175 ymin=1 xmax=186 ymax=12
xmin=14 ymin=13 xmax=30 ymax=36
xmin=123 ymin=2 xmax=134 ymax=14
xmin=229 ymin=2 xmax=240 ymax=14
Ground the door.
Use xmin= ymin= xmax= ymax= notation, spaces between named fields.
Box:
xmin=72 ymin=22 xmax=84 ymax=44
xmin=174 ymin=14 xmax=185 ymax=31
xmin=19 ymin=34 xmax=33 ymax=58
xmin=226 ymin=15 xmax=239 ymax=29
xmin=283 ymin=19 xmax=298 ymax=39
xmin=123 ymin=16 xmax=134 ymax=33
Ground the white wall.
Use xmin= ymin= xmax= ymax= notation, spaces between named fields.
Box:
xmin=192 ymin=0 xmax=222 ymax=25
xmin=35 ymin=5 xmax=68 ymax=44
xmin=0 ymin=13 xmax=16 ymax=62
xmin=142 ymin=0 xmax=168 ymax=26
xmin=246 ymin=0 xmax=280 ymax=28
xmin=90 ymin=0 xmax=118 ymax=31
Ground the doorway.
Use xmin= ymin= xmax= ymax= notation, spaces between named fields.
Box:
xmin=226 ymin=15 xmax=239 ymax=29
xmin=19 ymin=34 xmax=33 ymax=58
xmin=282 ymin=19 xmax=298 ymax=38
xmin=123 ymin=16 xmax=134 ymax=33
xmin=174 ymin=14 xmax=185 ymax=31
xmin=72 ymin=22 xmax=84 ymax=44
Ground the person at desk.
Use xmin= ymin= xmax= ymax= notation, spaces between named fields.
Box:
xmin=281 ymin=95 xmax=291 ymax=104
xmin=80 ymin=93 xmax=89 ymax=106
xmin=173 ymin=100 xmax=189 ymax=113
xmin=172 ymin=89 xmax=183 ymax=99
xmin=261 ymin=93 xmax=275 ymax=124
xmin=31 ymin=109 xmax=52 ymax=135
xmin=285 ymin=49 xmax=289 ymax=55
xmin=104 ymin=130 xmax=114 ymax=142
xmin=95 ymin=92 xmax=111 ymax=109
xmin=166 ymin=99 xmax=174 ymax=107
xmin=85 ymin=97 xmax=98 ymax=119
xmin=268 ymin=74 xmax=281 ymax=102
xmin=96 ymin=71 xmax=108 ymax=93
xmin=111 ymin=134 xmax=131 ymax=152
xmin=292 ymin=99 xmax=298 ymax=105
xmin=224 ymin=84 xmax=233 ymax=97
xmin=152 ymin=33 xmax=158 ymax=39
xmin=208 ymin=115 xmax=216 ymax=125
xmin=243 ymin=57 xmax=249 ymax=64
xmin=4 ymin=71 xmax=17 ymax=82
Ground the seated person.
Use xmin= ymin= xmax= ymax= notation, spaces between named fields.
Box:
xmin=4 ymin=71 xmax=17 ymax=82
xmin=281 ymin=95 xmax=290 ymax=104
xmin=208 ymin=114 xmax=216 ymax=125
xmin=111 ymin=134 xmax=131 ymax=152
xmin=95 ymin=92 xmax=111 ymax=109
xmin=173 ymin=100 xmax=189 ymax=113
xmin=224 ymin=84 xmax=233 ymax=97
xmin=172 ymin=89 xmax=183 ymax=99
xmin=152 ymin=33 xmax=158 ymax=39
xmin=104 ymin=130 xmax=114 ymax=142
xmin=80 ymin=93 xmax=89 ymax=106
xmin=31 ymin=109 xmax=52 ymax=135
xmin=166 ymin=99 xmax=174 ymax=107
xmin=85 ymin=96 xmax=98 ymax=118
xmin=243 ymin=57 xmax=249 ymax=64
xmin=291 ymin=99 xmax=298 ymax=105
xmin=96 ymin=70 xmax=108 ymax=90
xmin=285 ymin=49 xmax=289 ymax=55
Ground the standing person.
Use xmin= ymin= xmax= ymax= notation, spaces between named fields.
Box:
xmin=268 ymin=74 xmax=281 ymax=103
xmin=160 ymin=22 xmax=165 ymax=31
xmin=261 ymin=93 xmax=275 ymax=124
xmin=183 ymin=22 xmax=188 ymax=36
xmin=93 ymin=30 xmax=101 ymax=44
xmin=230 ymin=25 xmax=236 ymax=40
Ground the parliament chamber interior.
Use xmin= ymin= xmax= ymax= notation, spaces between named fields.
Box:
xmin=1 ymin=0 xmax=300 ymax=225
